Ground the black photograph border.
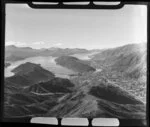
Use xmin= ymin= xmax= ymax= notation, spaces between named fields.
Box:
xmin=0 ymin=1 xmax=149 ymax=127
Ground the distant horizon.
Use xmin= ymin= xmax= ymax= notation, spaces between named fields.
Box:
xmin=5 ymin=41 xmax=146 ymax=50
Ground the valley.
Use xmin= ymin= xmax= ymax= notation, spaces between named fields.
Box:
xmin=4 ymin=43 xmax=147 ymax=125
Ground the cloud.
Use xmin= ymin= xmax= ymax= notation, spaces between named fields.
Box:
xmin=32 ymin=41 xmax=45 ymax=45
xmin=53 ymin=43 xmax=63 ymax=47
xmin=5 ymin=41 xmax=45 ymax=48
xmin=5 ymin=41 xmax=63 ymax=49
xmin=5 ymin=41 xmax=27 ymax=47
xmin=5 ymin=41 xmax=15 ymax=46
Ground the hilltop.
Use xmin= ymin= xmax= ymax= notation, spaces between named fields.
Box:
xmin=55 ymin=56 xmax=96 ymax=73
xmin=5 ymin=62 xmax=55 ymax=87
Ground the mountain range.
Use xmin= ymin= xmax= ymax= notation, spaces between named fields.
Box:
xmin=91 ymin=43 xmax=146 ymax=79
xmin=5 ymin=45 xmax=90 ymax=62
xmin=4 ymin=43 xmax=147 ymax=126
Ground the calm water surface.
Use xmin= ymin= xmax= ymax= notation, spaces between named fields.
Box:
xmin=5 ymin=56 xmax=77 ymax=78
xmin=5 ymin=52 xmax=100 ymax=78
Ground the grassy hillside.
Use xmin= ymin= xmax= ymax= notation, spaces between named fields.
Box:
xmin=24 ymin=78 xmax=75 ymax=94
xmin=92 ymin=43 xmax=146 ymax=79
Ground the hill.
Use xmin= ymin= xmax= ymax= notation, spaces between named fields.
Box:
xmin=4 ymin=78 xmax=75 ymax=117
xmin=4 ymin=72 xmax=145 ymax=123
xmin=4 ymin=62 xmax=75 ymax=117
xmin=24 ymin=77 xmax=75 ymax=94
xmin=5 ymin=62 xmax=55 ymax=87
xmin=5 ymin=55 xmax=25 ymax=62
xmin=5 ymin=45 xmax=38 ymax=61
xmin=55 ymin=56 xmax=96 ymax=73
xmin=92 ymin=43 xmax=146 ymax=79
xmin=5 ymin=45 xmax=89 ymax=62
xmin=45 ymin=76 xmax=145 ymax=124
xmin=90 ymin=43 xmax=147 ymax=103
xmin=5 ymin=63 xmax=11 ymax=68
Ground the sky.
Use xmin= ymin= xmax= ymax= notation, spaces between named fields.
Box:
xmin=5 ymin=4 xmax=147 ymax=49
